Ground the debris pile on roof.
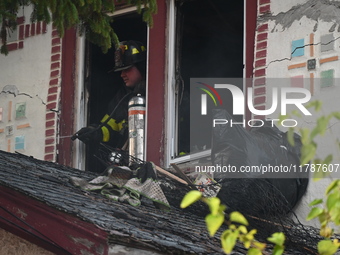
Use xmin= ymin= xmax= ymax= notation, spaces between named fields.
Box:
xmin=0 ymin=149 xmax=327 ymax=254
xmin=0 ymin=150 xmax=237 ymax=254
xmin=70 ymin=162 xmax=170 ymax=209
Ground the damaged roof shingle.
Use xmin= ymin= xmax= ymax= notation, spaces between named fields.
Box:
xmin=0 ymin=150 xmax=246 ymax=255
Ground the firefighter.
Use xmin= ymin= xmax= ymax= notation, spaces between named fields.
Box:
xmin=73 ymin=40 xmax=147 ymax=149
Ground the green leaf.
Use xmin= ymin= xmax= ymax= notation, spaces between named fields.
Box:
xmin=207 ymin=197 xmax=221 ymax=216
xmin=306 ymin=207 xmax=323 ymax=221
xmin=315 ymin=100 xmax=322 ymax=112
xmin=238 ymin=225 xmax=248 ymax=234
xmin=332 ymin=112 xmax=340 ymax=120
xmin=229 ymin=224 xmax=237 ymax=230
xmin=311 ymin=158 xmax=332 ymax=180
xmin=323 ymin=154 xmax=333 ymax=165
xmin=253 ymin=241 xmax=266 ymax=250
xmin=300 ymin=128 xmax=310 ymax=145
xmin=301 ymin=143 xmax=316 ymax=165
xmin=243 ymin=229 xmax=257 ymax=245
xmin=326 ymin=180 xmax=339 ymax=195
xmin=267 ymin=232 xmax=285 ymax=246
xmin=313 ymin=169 xmax=329 ymax=181
xmin=309 ymin=198 xmax=323 ymax=206
xmin=278 ymin=114 xmax=287 ymax=123
xmin=310 ymin=126 xmax=320 ymax=140
xmin=330 ymin=205 xmax=340 ymax=225
xmin=318 ymin=240 xmax=339 ymax=255
xmin=318 ymin=212 xmax=328 ymax=227
xmin=272 ymin=245 xmax=284 ymax=255
xmin=317 ymin=116 xmax=330 ymax=136
xmin=247 ymin=248 xmax=262 ymax=255
xmin=243 ymin=240 xmax=251 ymax=249
xmin=219 ymin=205 xmax=227 ymax=213
xmin=230 ymin=211 xmax=249 ymax=226
xmin=221 ymin=230 xmax=238 ymax=254
xmin=306 ymin=100 xmax=322 ymax=112
xmin=205 ymin=213 xmax=224 ymax=237
xmin=326 ymin=192 xmax=340 ymax=211
xmin=219 ymin=204 xmax=227 ymax=214
xmin=180 ymin=190 xmax=202 ymax=208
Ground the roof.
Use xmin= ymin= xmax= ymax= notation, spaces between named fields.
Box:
xmin=0 ymin=150 xmax=246 ymax=255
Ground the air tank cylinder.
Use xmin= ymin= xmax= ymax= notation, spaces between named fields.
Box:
xmin=128 ymin=94 xmax=146 ymax=163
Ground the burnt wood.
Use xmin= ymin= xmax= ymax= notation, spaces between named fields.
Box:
xmin=0 ymin=150 xmax=247 ymax=254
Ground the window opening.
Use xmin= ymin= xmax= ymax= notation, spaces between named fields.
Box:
xmin=173 ymin=0 xmax=244 ymax=160
xmin=86 ymin=13 xmax=147 ymax=172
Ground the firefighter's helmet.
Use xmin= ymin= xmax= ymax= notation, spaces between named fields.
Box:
xmin=114 ymin=40 xmax=147 ymax=72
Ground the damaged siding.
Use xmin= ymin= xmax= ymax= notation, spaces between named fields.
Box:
xmin=255 ymin=0 xmax=340 ymax=226
xmin=0 ymin=5 xmax=61 ymax=162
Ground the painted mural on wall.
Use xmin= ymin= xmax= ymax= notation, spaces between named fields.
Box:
xmin=0 ymin=5 xmax=61 ymax=161
xmin=267 ymin=0 xmax=339 ymax=150
xmin=254 ymin=0 xmax=340 ymax=225
xmin=0 ymin=86 xmax=30 ymax=151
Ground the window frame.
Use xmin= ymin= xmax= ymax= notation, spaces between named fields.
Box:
xmin=165 ymin=0 xmax=253 ymax=167
xmin=73 ymin=7 xmax=149 ymax=169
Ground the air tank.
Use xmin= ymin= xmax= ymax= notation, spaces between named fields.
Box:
xmin=128 ymin=94 xmax=146 ymax=163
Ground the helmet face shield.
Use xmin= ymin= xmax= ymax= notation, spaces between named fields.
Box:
xmin=114 ymin=41 xmax=146 ymax=72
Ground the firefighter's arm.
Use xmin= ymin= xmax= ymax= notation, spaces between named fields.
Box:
xmin=99 ymin=114 xmax=126 ymax=143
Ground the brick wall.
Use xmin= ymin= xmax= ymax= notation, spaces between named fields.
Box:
xmin=252 ymin=0 xmax=271 ymax=118
xmin=3 ymin=15 xmax=62 ymax=162
xmin=7 ymin=17 xmax=47 ymax=53
xmin=45 ymin=29 xmax=62 ymax=161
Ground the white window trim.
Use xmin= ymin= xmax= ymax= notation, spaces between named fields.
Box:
xmin=165 ymin=0 xmax=177 ymax=167
xmin=145 ymin=24 xmax=150 ymax=161
xmin=107 ymin=6 xmax=142 ymax=17
xmin=165 ymin=0 xmax=247 ymax=167
xmin=73 ymin=34 xmax=87 ymax=170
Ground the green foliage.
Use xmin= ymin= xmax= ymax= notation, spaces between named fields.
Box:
xmin=306 ymin=206 xmax=323 ymax=221
xmin=230 ymin=211 xmax=249 ymax=226
xmin=0 ymin=0 xmax=27 ymax=54
xmin=221 ymin=228 xmax=239 ymax=254
xmin=0 ymin=0 xmax=157 ymax=55
xmin=181 ymin=191 xmax=285 ymax=255
xmin=305 ymin=179 xmax=340 ymax=255
xmin=125 ymin=0 xmax=157 ymax=27
xmin=284 ymin=101 xmax=340 ymax=180
xmin=182 ymin=102 xmax=340 ymax=254
xmin=267 ymin=232 xmax=285 ymax=255
xmin=318 ymin=240 xmax=340 ymax=255
xmin=180 ymin=190 xmax=202 ymax=208
xmin=283 ymin=101 xmax=340 ymax=254
xmin=206 ymin=213 xmax=224 ymax=237
xmin=309 ymin=198 xmax=323 ymax=206
xmin=307 ymin=179 xmax=340 ymax=249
